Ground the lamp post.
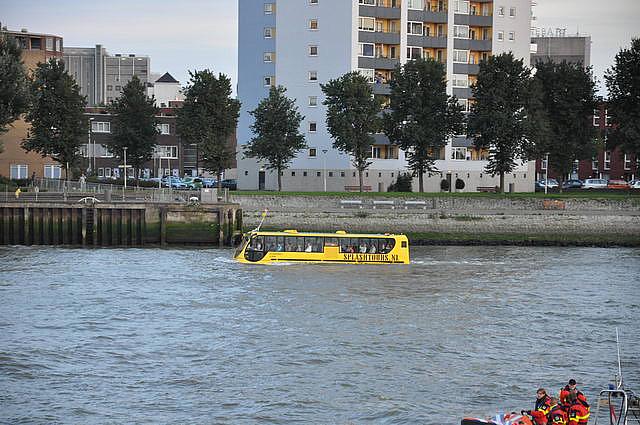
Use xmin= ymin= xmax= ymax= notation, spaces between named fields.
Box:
xmin=123 ymin=147 xmax=128 ymax=200
xmin=88 ymin=117 xmax=94 ymax=173
xmin=322 ymin=149 xmax=328 ymax=192
xmin=545 ymin=152 xmax=549 ymax=195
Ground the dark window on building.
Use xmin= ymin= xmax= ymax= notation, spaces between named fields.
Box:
xmin=291 ymin=171 xmax=296 ymax=176
xmin=244 ymin=170 xmax=248 ymax=176
xmin=329 ymin=171 xmax=333 ymax=177
xmin=317 ymin=171 xmax=321 ymax=177
xmin=30 ymin=37 xmax=42 ymax=50
xmin=341 ymin=172 xmax=345 ymax=177
xmin=303 ymin=171 xmax=308 ymax=177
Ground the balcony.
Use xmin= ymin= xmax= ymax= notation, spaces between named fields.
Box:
xmin=454 ymin=13 xmax=493 ymax=26
xmin=359 ymin=31 xmax=401 ymax=45
xmin=453 ymin=38 xmax=492 ymax=51
xmin=453 ymin=87 xmax=473 ymax=99
xmin=453 ymin=63 xmax=480 ymax=75
xmin=358 ymin=56 xmax=399 ymax=70
xmin=407 ymin=9 xmax=448 ymax=24
xmin=407 ymin=34 xmax=448 ymax=48
xmin=359 ymin=4 xmax=401 ymax=19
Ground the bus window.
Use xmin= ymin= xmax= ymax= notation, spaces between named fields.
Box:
xmin=339 ymin=238 xmax=350 ymax=253
xmin=284 ymin=235 xmax=296 ymax=252
xmin=380 ymin=238 xmax=395 ymax=253
xmin=275 ymin=236 xmax=285 ymax=252
xmin=249 ymin=236 xmax=264 ymax=251
xmin=264 ymin=236 xmax=277 ymax=252
xmin=325 ymin=237 xmax=338 ymax=247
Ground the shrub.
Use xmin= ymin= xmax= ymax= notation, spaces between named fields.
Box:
xmin=440 ymin=179 xmax=450 ymax=191
xmin=455 ymin=178 xmax=465 ymax=190
xmin=388 ymin=173 xmax=413 ymax=192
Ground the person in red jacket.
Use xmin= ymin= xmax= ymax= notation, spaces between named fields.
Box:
xmin=560 ymin=379 xmax=590 ymax=411
xmin=567 ymin=391 xmax=590 ymax=425
xmin=535 ymin=388 xmax=553 ymax=415
xmin=548 ymin=397 xmax=568 ymax=425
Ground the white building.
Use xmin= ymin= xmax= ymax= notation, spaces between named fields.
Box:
xmin=237 ymin=0 xmax=534 ymax=192
xmin=147 ymin=72 xmax=184 ymax=108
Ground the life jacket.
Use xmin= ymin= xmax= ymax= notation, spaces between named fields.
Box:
xmin=559 ymin=386 xmax=572 ymax=406
xmin=531 ymin=410 xmax=549 ymax=425
xmin=568 ymin=402 xmax=590 ymax=425
xmin=535 ymin=395 xmax=552 ymax=415
xmin=548 ymin=405 xmax=568 ymax=425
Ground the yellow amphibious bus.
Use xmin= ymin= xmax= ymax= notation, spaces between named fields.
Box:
xmin=234 ymin=230 xmax=410 ymax=264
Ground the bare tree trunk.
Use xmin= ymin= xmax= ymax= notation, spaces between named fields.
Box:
xmin=217 ymin=170 xmax=222 ymax=192
xmin=499 ymin=172 xmax=505 ymax=193
xmin=418 ymin=168 xmax=424 ymax=192
xmin=358 ymin=168 xmax=363 ymax=193
xmin=277 ymin=167 xmax=282 ymax=192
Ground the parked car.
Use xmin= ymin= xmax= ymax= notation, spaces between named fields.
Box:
xmin=220 ymin=179 xmax=237 ymax=190
xmin=562 ymin=179 xmax=583 ymax=189
xmin=183 ymin=177 xmax=203 ymax=189
xmin=535 ymin=178 xmax=559 ymax=191
xmin=582 ymin=178 xmax=608 ymax=189
xmin=631 ymin=180 xmax=640 ymax=189
xmin=162 ymin=176 xmax=187 ymax=189
xmin=607 ymin=179 xmax=630 ymax=189
xmin=201 ymin=177 xmax=217 ymax=188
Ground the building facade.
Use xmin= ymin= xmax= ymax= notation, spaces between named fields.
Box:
xmin=0 ymin=27 xmax=64 ymax=180
xmin=530 ymin=35 xmax=591 ymax=67
xmin=237 ymin=0 xmax=534 ymax=192
xmin=64 ymin=45 xmax=150 ymax=106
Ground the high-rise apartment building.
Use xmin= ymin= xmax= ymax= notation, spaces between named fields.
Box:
xmin=237 ymin=0 xmax=533 ymax=192
xmin=64 ymin=45 xmax=150 ymax=106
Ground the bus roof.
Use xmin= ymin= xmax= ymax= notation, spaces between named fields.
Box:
xmin=247 ymin=230 xmax=406 ymax=238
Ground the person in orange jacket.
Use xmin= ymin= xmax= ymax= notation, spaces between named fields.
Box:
xmin=567 ymin=392 xmax=590 ymax=425
xmin=560 ymin=379 xmax=590 ymax=412
xmin=548 ymin=397 xmax=568 ymax=425
xmin=535 ymin=388 xmax=553 ymax=415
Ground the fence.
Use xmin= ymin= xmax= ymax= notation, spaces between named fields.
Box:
xmin=2 ymin=178 xmax=229 ymax=204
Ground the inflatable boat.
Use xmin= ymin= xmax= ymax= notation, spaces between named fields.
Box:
xmin=461 ymin=412 xmax=535 ymax=425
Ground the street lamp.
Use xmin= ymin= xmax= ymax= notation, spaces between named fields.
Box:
xmin=88 ymin=117 xmax=95 ymax=173
xmin=123 ymin=147 xmax=128 ymax=200
xmin=322 ymin=149 xmax=328 ymax=192
xmin=545 ymin=152 xmax=549 ymax=195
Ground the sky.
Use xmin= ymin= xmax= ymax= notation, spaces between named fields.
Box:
xmin=2 ymin=0 xmax=639 ymax=94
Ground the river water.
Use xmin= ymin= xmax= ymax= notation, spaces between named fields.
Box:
xmin=1 ymin=246 xmax=639 ymax=424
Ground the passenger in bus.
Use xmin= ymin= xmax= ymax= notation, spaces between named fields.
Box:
xmin=276 ymin=243 xmax=284 ymax=252
xmin=305 ymin=243 xmax=313 ymax=252
xmin=380 ymin=242 xmax=388 ymax=253
xmin=359 ymin=242 xmax=368 ymax=253
xmin=368 ymin=243 xmax=377 ymax=254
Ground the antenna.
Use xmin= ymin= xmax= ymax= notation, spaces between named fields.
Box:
xmin=253 ymin=209 xmax=268 ymax=232
xmin=616 ymin=328 xmax=623 ymax=389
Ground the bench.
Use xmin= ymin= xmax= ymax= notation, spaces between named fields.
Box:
xmin=476 ymin=186 xmax=498 ymax=193
xmin=344 ymin=185 xmax=372 ymax=192
xmin=340 ymin=199 xmax=363 ymax=209
xmin=403 ymin=200 xmax=428 ymax=209
xmin=372 ymin=200 xmax=395 ymax=209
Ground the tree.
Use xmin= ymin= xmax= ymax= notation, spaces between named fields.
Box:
xmin=605 ymin=38 xmax=640 ymax=161
xmin=467 ymin=53 xmax=536 ymax=193
xmin=177 ymin=70 xmax=240 ymax=190
xmin=108 ymin=75 xmax=158 ymax=183
xmin=245 ymin=86 xmax=306 ymax=191
xmin=321 ymin=72 xmax=381 ymax=192
xmin=22 ymin=59 xmax=86 ymax=179
xmin=0 ymin=34 xmax=29 ymax=152
xmin=534 ymin=60 xmax=597 ymax=191
xmin=384 ymin=58 xmax=464 ymax=192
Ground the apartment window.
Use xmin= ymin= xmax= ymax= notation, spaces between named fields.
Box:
xmin=453 ymin=0 xmax=469 ymax=14
xmin=359 ymin=0 xmax=375 ymax=4
xmin=453 ymin=25 xmax=469 ymax=39
xmin=451 ymin=147 xmax=468 ymax=160
xmin=309 ymin=96 xmax=318 ymax=107
xmin=244 ymin=170 xmax=249 ymax=176
xmin=317 ymin=171 xmax=321 ymax=177
xmin=605 ymin=110 xmax=612 ymax=126
xmin=309 ymin=148 xmax=317 ymax=157
xmin=604 ymin=151 xmax=611 ymax=170
xmin=452 ymin=49 xmax=469 ymax=63
xmin=309 ymin=19 xmax=318 ymax=30
xmin=407 ymin=0 xmax=424 ymax=9
xmin=107 ymin=85 xmax=113 ymax=91
xmin=98 ymin=168 xmax=104 ymax=177
xmin=46 ymin=37 xmax=54 ymax=51
xmin=10 ymin=164 xmax=28 ymax=179
xmin=310 ymin=0 xmax=318 ymax=4
xmin=264 ymin=76 xmax=275 ymax=86
xmin=263 ymin=52 xmax=274 ymax=63
xmin=104 ymin=168 xmax=112 ymax=178
xmin=264 ymin=3 xmax=274 ymax=14
xmin=508 ymin=32 xmax=515 ymax=41
xmin=44 ymin=164 xmax=62 ymax=179
xmin=497 ymin=31 xmax=504 ymax=41
xmin=91 ymin=121 xmax=111 ymax=133
xmin=309 ymin=122 xmax=317 ymax=132
xmin=359 ymin=17 xmax=375 ymax=32
xmin=359 ymin=43 xmax=374 ymax=57
xmin=452 ymin=74 xmax=469 ymax=88
xmin=96 ymin=144 xmax=114 ymax=158
xmin=115 ymin=85 xmax=121 ymax=91
xmin=371 ymin=146 xmax=381 ymax=159
xmin=264 ymin=27 xmax=274 ymax=38
xmin=498 ymin=6 xmax=505 ymax=16
xmin=303 ymin=171 xmax=308 ymax=176
xmin=509 ymin=7 xmax=516 ymax=17
xmin=592 ymin=158 xmax=599 ymax=171
xmin=157 ymin=123 xmax=170 ymax=135
xmin=291 ymin=171 xmax=296 ymax=176
xmin=154 ymin=145 xmax=178 ymax=159
xmin=407 ymin=22 xmax=423 ymax=36
xmin=541 ymin=158 xmax=548 ymax=171
xmin=358 ymin=68 xmax=375 ymax=83
xmin=341 ymin=172 xmax=346 ymax=177
xmin=593 ymin=110 xmax=600 ymax=126
xmin=407 ymin=46 xmax=422 ymax=60
xmin=624 ymin=154 xmax=631 ymax=170
xmin=308 ymin=71 xmax=318 ymax=82
xmin=309 ymin=45 xmax=318 ymax=56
